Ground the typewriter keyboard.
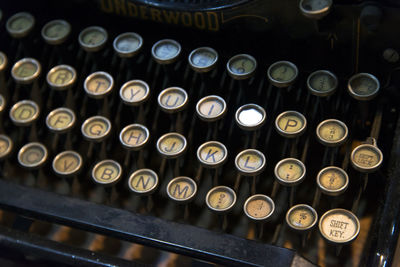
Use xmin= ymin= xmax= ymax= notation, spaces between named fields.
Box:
xmin=0 ymin=4 xmax=398 ymax=267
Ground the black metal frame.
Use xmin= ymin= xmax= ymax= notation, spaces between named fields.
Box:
xmin=0 ymin=179 xmax=315 ymax=266
xmin=0 ymin=225 xmax=136 ymax=267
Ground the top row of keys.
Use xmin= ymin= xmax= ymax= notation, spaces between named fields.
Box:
xmin=3 ymin=12 xmax=381 ymax=101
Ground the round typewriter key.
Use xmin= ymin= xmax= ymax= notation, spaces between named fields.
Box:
xmin=52 ymin=151 xmax=83 ymax=177
xmin=0 ymin=53 xmax=6 ymax=99
xmin=156 ymin=132 xmax=187 ymax=159
xmin=0 ymin=135 xmax=13 ymax=159
xmin=227 ymin=54 xmax=257 ymax=80
xmin=0 ymin=94 xmax=6 ymax=113
xmin=91 ymin=159 xmax=122 ymax=186
xmin=9 ymin=100 xmax=39 ymax=126
xmin=0 ymin=134 xmax=12 ymax=176
xmin=307 ymin=70 xmax=338 ymax=97
xmin=275 ymin=111 xmax=307 ymax=138
xmin=84 ymin=71 xmax=114 ymax=99
xmin=41 ymin=19 xmax=71 ymax=45
xmin=235 ymin=149 xmax=266 ymax=176
xmin=317 ymin=166 xmax=349 ymax=196
xmin=0 ymin=52 xmax=7 ymax=72
xmin=0 ymin=96 xmax=4 ymax=135
xmin=119 ymin=80 xmax=150 ymax=124
xmin=167 ymin=176 xmax=197 ymax=203
xmin=11 ymin=58 xmax=41 ymax=84
xmin=6 ymin=12 xmax=35 ymax=38
xmin=46 ymin=107 xmax=75 ymax=133
xmin=244 ymin=194 xmax=275 ymax=222
xmin=119 ymin=124 xmax=149 ymax=151
xmin=383 ymin=48 xmax=399 ymax=63
xmin=151 ymin=39 xmax=181 ymax=64
xmin=286 ymin=204 xmax=318 ymax=232
xmin=267 ymin=61 xmax=298 ymax=88
xmin=299 ymin=0 xmax=332 ymax=19
xmin=206 ymin=185 xmax=237 ymax=230
xmin=286 ymin=203 xmax=318 ymax=246
xmin=188 ymin=47 xmax=218 ymax=73
xmin=46 ymin=108 xmax=76 ymax=151
xmin=316 ymin=119 xmax=348 ymax=147
xmin=79 ymin=26 xmax=108 ymax=52
xmin=113 ymin=32 xmax=143 ymax=58
xmin=0 ymin=95 xmax=5 ymax=133
xmin=235 ymin=103 xmax=266 ymax=131
xmin=273 ymin=158 xmax=305 ymax=207
xmin=319 ymin=208 xmax=360 ymax=245
xmin=196 ymin=95 xmax=226 ymax=122
xmin=120 ymin=80 xmax=150 ymax=106
xmin=234 ymin=149 xmax=266 ymax=193
xmin=157 ymin=132 xmax=187 ymax=178
xmin=120 ymin=124 xmax=149 ymax=169
xmin=274 ymin=158 xmax=306 ymax=186
xmin=197 ymin=141 xmax=228 ymax=169
xmin=128 ymin=169 xmax=158 ymax=211
xmin=206 ymin=186 xmax=237 ymax=213
xmin=92 ymin=160 xmax=122 ymax=204
xmin=196 ymin=141 xmax=227 ymax=184
xmin=157 ymin=87 xmax=187 ymax=131
xmin=47 ymin=65 xmax=77 ymax=91
xmin=235 ymin=104 xmax=266 ymax=148
xmin=195 ymin=95 xmax=226 ymax=140
xmin=158 ymin=87 xmax=188 ymax=114
xmin=347 ymin=73 xmax=380 ymax=101
xmin=18 ymin=142 xmax=48 ymax=169
xmin=128 ymin=169 xmax=159 ymax=195
xmin=81 ymin=116 xmax=111 ymax=142
xmin=52 ymin=150 xmax=82 ymax=196
xmin=350 ymin=143 xmax=383 ymax=173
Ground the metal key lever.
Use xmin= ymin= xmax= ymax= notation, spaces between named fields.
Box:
xmin=194 ymin=95 xmax=227 ymax=142
xmin=286 ymin=204 xmax=318 ymax=248
xmin=11 ymin=58 xmax=41 ymax=104
xmin=235 ymin=103 xmax=266 ymax=149
xmin=166 ymin=176 xmax=197 ymax=221
xmin=187 ymin=47 xmax=219 ymax=97
xmin=91 ymin=159 xmax=122 ymax=205
xmin=244 ymin=194 xmax=275 ymax=240
xmin=350 ymin=137 xmax=383 ymax=212
xmin=150 ymin=39 xmax=182 ymax=91
xmin=9 ymin=100 xmax=40 ymax=144
xmin=112 ymin=32 xmax=143 ymax=82
xmin=206 ymin=186 xmax=237 ymax=231
xmin=41 ymin=19 xmax=72 ymax=68
xmin=196 ymin=141 xmax=228 ymax=186
xmin=119 ymin=124 xmax=149 ymax=171
xmin=273 ymin=158 xmax=306 ymax=208
xmin=81 ymin=116 xmax=112 ymax=160
xmin=46 ymin=107 xmax=76 ymax=152
xmin=0 ymin=135 xmax=13 ymax=178
xmin=118 ymin=80 xmax=150 ymax=126
xmin=46 ymin=65 xmax=77 ymax=112
xmin=6 ymin=12 xmax=35 ymax=60
xmin=156 ymin=132 xmax=187 ymax=181
xmin=17 ymin=142 xmax=48 ymax=189
xmin=52 ymin=150 xmax=83 ymax=196
xmin=319 ymin=208 xmax=360 ymax=256
xmin=128 ymin=168 xmax=159 ymax=213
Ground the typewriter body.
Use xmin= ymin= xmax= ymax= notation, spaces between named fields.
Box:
xmin=0 ymin=0 xmax=400 ymax=266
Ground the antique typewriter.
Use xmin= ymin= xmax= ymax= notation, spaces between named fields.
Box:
xmin=0 ymin=0 xmax=399 ymax=266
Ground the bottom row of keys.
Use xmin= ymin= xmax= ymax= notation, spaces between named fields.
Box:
xmin=1 ymin=138 xmax=361 ymax=247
